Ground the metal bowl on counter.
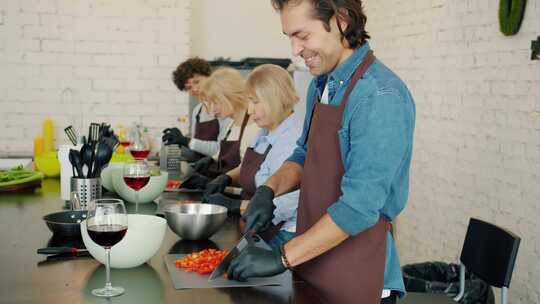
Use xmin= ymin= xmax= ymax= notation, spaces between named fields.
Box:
xmin=164 ymin=203 xmax=227 ymax=240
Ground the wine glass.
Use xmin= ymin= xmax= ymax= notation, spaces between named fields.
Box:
xmin=123 ymin=162 xmax=150 ymax=213
xmin=86 ymin=198 xmax=128 ymax=297
xmin=129 ymin=139 xmax=150 ymax=161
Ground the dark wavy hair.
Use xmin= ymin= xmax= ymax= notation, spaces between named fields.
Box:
xmin=172 ymin=58 xmax=212 ymax=91
xmin=271 ymin=0 xmax=370 ymax=49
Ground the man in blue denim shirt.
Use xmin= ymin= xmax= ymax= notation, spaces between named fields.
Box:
xmin=227 ymin=1 xmax=415 ymax=303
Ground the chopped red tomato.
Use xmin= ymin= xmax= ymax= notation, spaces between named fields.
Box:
xmin=166 ymin=180 xmax=182 ymax=189
xmin=175 ymin=249 xmax=227 ymax=275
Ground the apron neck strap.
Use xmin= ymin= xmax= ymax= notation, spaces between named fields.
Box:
xmin=338 ymin=50 xmax=375 ymax=110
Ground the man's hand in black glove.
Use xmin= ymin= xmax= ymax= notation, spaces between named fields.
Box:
xmin=204 ymin=174 xmax=232 ymax=197
xmin=242 ymin=185 xmax=276 ymax=234
xmin=180 ymin=172 xmax=209 ymax=189
xmin=202 ymin=193 xmax=241 ymax=215
xmin=191 ymin=156 xmax=213 ymax=174
xmin=227 ymin=245 xmax=286 ymax=281
xmin=162 ymin=128 xmax=190 ymax=147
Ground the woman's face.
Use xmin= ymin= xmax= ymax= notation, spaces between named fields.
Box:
xmin=248 ymin=96 xmax=272 ymax=129
xmin=208 ymin=98 xmax=234 ymax=119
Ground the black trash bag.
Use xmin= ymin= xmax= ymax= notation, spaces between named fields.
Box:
xmin=402 ymin=262 xmax=495 ymax=304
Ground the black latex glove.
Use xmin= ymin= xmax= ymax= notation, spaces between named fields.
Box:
xmin=227 ymin=245 xmax=285 ymax=281
xmin=191 ymin=156 xmax=213 ymax=173
xmin=242 ymin=186 xmax=276 ymax=234
xmin=162 ymin=127 xmax=190 ymax=147
xmin=202 ymin=193 xmax=241 ymax=215
xmin=204 ymin=174 xmax=232 ymax=197
xmin=180 ymin=172 xmax=209 ymax=189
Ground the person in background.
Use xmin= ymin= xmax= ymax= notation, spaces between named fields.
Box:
xmin=202 ymin=64 xmax=302 ymax=249
xmin=180 ymin=67 xmax=260 ymax=189
xmin=226 ymin=1 xmax=416 ymax=304
xmin=162 ymin=57 xmax=233 ymax=160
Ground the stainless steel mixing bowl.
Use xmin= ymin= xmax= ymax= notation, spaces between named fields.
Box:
xmin=164 ymin=203 xmax=227 ymax=240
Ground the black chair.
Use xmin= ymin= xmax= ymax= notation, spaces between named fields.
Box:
xmin=398 ymin=218 xmax=520 ymax=304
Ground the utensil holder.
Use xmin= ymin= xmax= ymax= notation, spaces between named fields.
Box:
xmin=70 ymin=177 xmax=101 ymax=209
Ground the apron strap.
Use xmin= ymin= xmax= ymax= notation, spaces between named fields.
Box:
xmin=195 ymin=105 xmax=203 ymax=123
xmin=339 ymin=50 xmax=375 ymax=111
xmin=303 ymin=50 xmax=376 ymax=145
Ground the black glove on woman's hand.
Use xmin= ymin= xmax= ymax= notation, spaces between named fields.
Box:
xmin=202 ymin=193 xmax=241 ymax=215
xmin=204 ymin=174 xmax=232 ymax=197
xmin=191 ymin=156 xmax=213 ymax=173
xmin=162 ymin=127 xmax=191 ymax=146
xmin=227 ymin=245 xmax=286 ymax=281
xmin=242 ymin=185 xmax=276 ymax=234
xmin=180 ymin=172 xmax=209 ymax=189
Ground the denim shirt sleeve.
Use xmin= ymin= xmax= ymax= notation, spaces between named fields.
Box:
xmin=287 ymin=80 xmax=318 ymax=166
xmin=327 ymin=92 xmax=411 ymax=236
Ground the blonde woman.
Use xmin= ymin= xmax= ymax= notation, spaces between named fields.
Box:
xmin=203 ymin=64 xmax=303 ymax=248
xmin=181 ymin=67 xmax=260 ymax=189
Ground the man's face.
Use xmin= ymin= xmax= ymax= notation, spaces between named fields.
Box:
xmin=280 ymin=0 xmax=352 ymax=76
xmin=184 ymin=74 xmax=207 ymax=98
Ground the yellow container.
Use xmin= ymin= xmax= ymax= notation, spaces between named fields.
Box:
xmin=42 ymin=119 xmax=55 ymax=153
xmin=35 ymin=151 xmax=61 ymax=177
xmin=33 ymin=136 xmax=44 ymax=157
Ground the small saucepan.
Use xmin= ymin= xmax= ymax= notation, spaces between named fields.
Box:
xmin=43 ymin=210 xmax=88 ymax=237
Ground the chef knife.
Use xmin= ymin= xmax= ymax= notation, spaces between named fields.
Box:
xmin=37 ymin=247 xmax=89 ymax=255
xmin=208 ymin=231 xmax=256 ymax=281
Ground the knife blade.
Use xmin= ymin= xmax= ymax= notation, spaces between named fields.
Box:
xmin=208 ymin=231 xmax=256 ymax=281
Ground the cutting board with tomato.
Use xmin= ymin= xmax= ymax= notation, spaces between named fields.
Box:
xmin=164 ymin=240 xmax=291 ymax=289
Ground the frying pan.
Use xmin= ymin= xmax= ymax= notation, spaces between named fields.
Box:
xmin=42 ymin=210 xmax=87 ymax=237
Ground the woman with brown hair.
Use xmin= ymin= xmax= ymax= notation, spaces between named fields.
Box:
xmin=163 ymin=58 xmax=233 ymax=161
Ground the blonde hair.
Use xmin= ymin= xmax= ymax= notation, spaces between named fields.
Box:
xmin=199 ymin=68 xmax=248 ymax=114
xmin=246 ymin=64 xmax=299 ymax=129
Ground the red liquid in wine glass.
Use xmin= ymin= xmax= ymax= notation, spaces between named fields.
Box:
xmin=130 ymin=150 xmax=150 ymax=160
xmin=123 ymin=176 xmax=150 ymax=191
xmin=88 ymin=225 xmax=128 ymax=248
xmin=120 ymin=141 xmax=131 ymax=148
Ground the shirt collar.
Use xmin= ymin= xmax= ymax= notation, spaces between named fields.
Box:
xmin=255 ymin=112 xmax=299 ymax=147
xmin=314 ymin=42 xmax=371 ymax=94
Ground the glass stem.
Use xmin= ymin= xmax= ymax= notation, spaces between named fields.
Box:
xmin=105 ymin=248 xmax=112 ymax=289
xmin=135 ymin=190 xmax=139 ymax=213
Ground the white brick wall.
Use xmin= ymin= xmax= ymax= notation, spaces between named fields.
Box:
xmin=366 ymin=1 xmax=539 ymax=303
xmin=0 ymin=0 xmax=191 ymax=154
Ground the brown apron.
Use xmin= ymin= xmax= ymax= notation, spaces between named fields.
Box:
xmin=295 ymin=50 xmax=389 ymax=304
xmin=206 ymin=112 xmax=250 ymax=178
xmin=237 ymin=144 xmax=283 ymax=241
xmin=194 ymin=105 xmax=220 ymax=141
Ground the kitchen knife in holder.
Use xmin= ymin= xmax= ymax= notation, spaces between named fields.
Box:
xmin=70 ymin=177 xmax=101 ymax=209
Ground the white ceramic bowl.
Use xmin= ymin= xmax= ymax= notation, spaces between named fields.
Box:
xmin=100 ymin=163 xmax=124 ymax=192
xmin=111 ymin=169 xmax=168 ymax=204
xmin=80 ymin=214 xmax=166 ymax=269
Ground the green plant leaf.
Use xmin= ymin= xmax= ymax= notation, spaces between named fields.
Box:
xmin=499 ymin=0 xmax=527 ymax=36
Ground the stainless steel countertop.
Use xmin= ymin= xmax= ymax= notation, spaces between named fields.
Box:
xmin=0 ymin=179 xmax=322 ymax=304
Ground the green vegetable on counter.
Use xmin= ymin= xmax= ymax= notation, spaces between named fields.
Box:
xmin=0 ymin=166 xmax=44 ymax=186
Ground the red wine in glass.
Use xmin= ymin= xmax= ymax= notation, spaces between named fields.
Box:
xmin=87 ymin=225 xmax=128 ymax=248
xmin=123 ymin=176 xmax=150 ymax=191
xmin=119 ymin=141 xmax=131 ymax=148
xmin=130 ymin=149 xmax=150 ymax=160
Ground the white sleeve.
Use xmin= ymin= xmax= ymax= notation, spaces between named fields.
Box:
xmin=188 ymin=117 xmax=233 ymax=158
